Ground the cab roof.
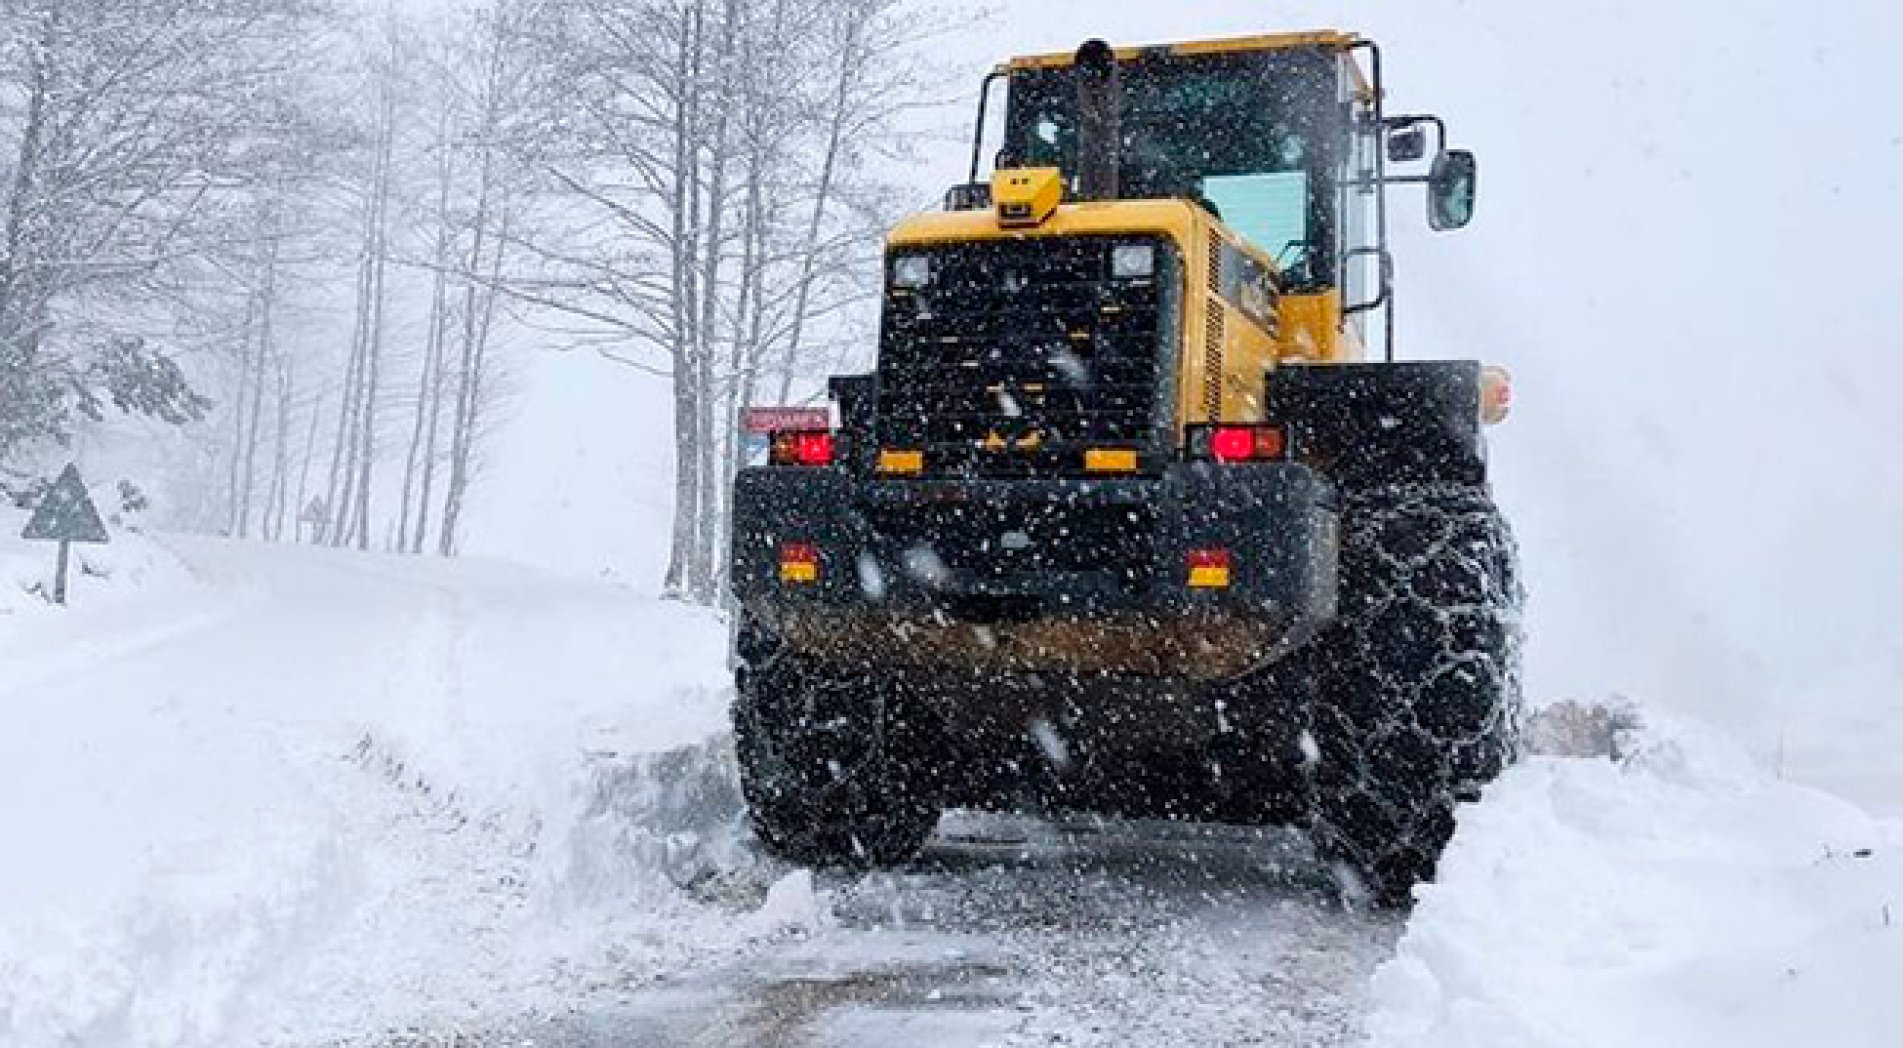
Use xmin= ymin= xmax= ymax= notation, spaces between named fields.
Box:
xmin=997 ymin=30 xmax=1364 ymax=74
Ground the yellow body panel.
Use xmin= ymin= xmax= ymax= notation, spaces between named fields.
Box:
xmin=888 ymin=199 xmax=1355 ymax=438
xmin=1002 ymin=30 xmax=1360 ymax=72
xmin=999 ymin=30 xmax=1372 ymax=101
xmin=889 ymin=198 xmax=1204 ymax=248
xmin=1276 ymin=290 xmax=1365 ymax=364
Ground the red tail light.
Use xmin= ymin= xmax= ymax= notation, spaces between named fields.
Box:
xmin=1210 ymin=427 xmax=1256 ymax=462
xmin=795 ymin=432 xmax=834 ymax=466
xmin=1195 ymin=425 xmax=1288 ymax=463
xmin=770 ymin=429 xmax=835 ymax=467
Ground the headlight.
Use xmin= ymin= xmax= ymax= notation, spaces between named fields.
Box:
xmin=891 ymin=254 xmax=931 ymax=289
xmin=1111 ymin=244 xmax=1155 ymax=279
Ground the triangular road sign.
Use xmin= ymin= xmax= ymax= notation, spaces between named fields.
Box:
xmin=22 ymin=464 xmax=110 ymax=545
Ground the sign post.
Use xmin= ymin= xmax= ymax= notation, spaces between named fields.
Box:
xmin=21 ymin=464 xmax=111 ymax=605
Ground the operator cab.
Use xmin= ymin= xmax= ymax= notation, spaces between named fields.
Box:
xmin=953 ymin=33 xmax=1480 ymax=354
xmin=1001 ymin=39 xmax=1351 ymax=291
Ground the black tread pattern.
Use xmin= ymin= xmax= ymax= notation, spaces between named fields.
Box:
xmin=1306 ymin=483 xmax=1524 ymax=905
xmin=733 ymin=653 xmax=940 ymax=868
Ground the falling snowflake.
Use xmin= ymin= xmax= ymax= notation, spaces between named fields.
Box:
xmin=903 ymin=546 xmax=951 ymax=587
xmin=856 ymin=551 xmax=888 ymax=600
xmin=1048 ymin=346 xmax=1092 ymax=387
xmin=1028 ymin=718 xmax=1071 ymax=771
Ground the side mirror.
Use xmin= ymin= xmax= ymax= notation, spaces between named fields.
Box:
xmin=1387 ymin=127 xmax=1427 ymax=163
xmin=1427 ymin=149 xmax=1478 ymax=231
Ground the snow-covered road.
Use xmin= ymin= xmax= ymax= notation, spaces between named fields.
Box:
xmin=366 ymin=816 xmax=1397 ymax=1047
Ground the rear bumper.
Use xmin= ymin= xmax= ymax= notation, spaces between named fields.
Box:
xmin=730 ymin=463 xmax=1339 ymax=679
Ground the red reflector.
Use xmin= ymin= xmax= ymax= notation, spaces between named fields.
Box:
xmin=1187 ymin=547 xmax=1232 ymax=588
xmin=781 ymin=542 xmax=818 ymax=564
xmin=1253 ymin=426 xmax=1286 ymax=459
xmin=1210 ymin=427 xmax=1255 ymax=462
xmin=1187 ymin=548 xmax=1231 ymax=569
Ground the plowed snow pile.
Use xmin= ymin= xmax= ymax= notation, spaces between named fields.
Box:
xmin=0 ymin=527 xmax=748 ymax=1048
xmin=1369 ymin=703 xmax=1903 ymax=1048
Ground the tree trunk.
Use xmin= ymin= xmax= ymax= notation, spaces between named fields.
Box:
xmin=775 ymin=10 xmax=859 ymax=404
xmin=296 ymin=393 xmax=324 ymax=544
xmin=237 ymin=232 xmax=279 ymax=539
xmin=0 ymin=5 xmax=57 ymax=377
xmin=265 ymin=356 xmax=293 ymax=542
xmin=225 ymin=294 xmax=258 ymax=536
xmin=717 ymin=132 xmax=773 ymax=600
xmin=690 ymin=0 xmax=743 ymax=602
xmin=439 ymin=172 xmax=496 ymax=555
xmin=400 ymin=102 xmax=457 ymax=556
xmin=661 ymin=2 xmax=705 ymax=598
xmin=352 ymin=69 xmax=399 ymax=552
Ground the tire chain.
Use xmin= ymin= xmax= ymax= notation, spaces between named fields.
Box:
xmin=1306 ymin=482 xmax=1525 ymax=904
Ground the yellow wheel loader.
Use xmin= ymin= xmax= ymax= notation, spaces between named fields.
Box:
xmin=728 ymin=31 xmax=1520 ymax=905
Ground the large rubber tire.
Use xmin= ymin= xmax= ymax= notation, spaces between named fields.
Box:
xmin=1207 ymin=661 xmax=1314 ymax=828
xmin=1306 ymin=483 xmax=1524 ymax=906
xmin=732 ymin=649 xmax=941 ymax=869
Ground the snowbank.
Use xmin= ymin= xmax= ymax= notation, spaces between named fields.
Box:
xmin=1368 ymin=703 xmax=1903 ymax=1048
xmin=0 ymin=536 xmax=745 ymax=1048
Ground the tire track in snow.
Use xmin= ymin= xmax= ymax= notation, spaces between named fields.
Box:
xmin=352 ymin=813 xmax=1400 ymax=1047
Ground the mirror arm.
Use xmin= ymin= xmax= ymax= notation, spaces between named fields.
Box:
xmin=1335 ymin=173 xmax=1435 ymax=191
xmin=969 ymin=71 xmax=1005 ymax=184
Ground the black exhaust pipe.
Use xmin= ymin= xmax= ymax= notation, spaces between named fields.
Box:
xmin=1075 ymin=39 xmax=1120 ymax=201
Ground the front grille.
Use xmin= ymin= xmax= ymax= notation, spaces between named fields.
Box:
xmin=1204 ymin=299 xmax=1225 ymax=416
xmin=876 ymin=237 xmax=1172 ymax=475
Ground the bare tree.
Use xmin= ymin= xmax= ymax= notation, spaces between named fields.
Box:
xmin=0 ymin=0 xmax=331 ymax=470
xmin=2 ymin=0 xmax=955 ymax=584
xmin=505 ymin=0 xmax=945 ymax=600
xmin=398 ymin=48 xmax=461 ymax=555
xmin=427 ymin=0 xmax=541 ymax=558
xmin=320 ymin=4 xmax=408 ymax=550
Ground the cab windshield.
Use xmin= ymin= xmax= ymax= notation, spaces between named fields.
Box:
xmin=1002 ymin=49 xmax=1343 ymax=288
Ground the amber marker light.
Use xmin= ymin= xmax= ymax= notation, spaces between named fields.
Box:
xmin=878 ymin=449 xmax=924 ymax=475
xmin=1084 ymin=447 xmax=1139 ymax=474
